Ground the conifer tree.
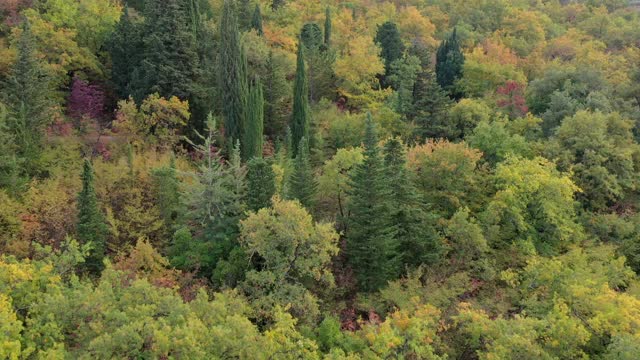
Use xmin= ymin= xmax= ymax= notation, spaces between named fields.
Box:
xmin=246 ymin=157 xmax=276 ymax=211
xmin=243 ymin=78 xmax=264 ymax=161
xmin=0 ymin=103 xmax=23 ymax=192
xmin=77 ymin=159 xmax=109 ymax=275
xmin=152 ymin=155 xmax=183 ymax=235
xmin=290 ymin=43 xmax=310 ymax=152
xmin=2 ymin=21 xmax=51 ymax=178
xmin=324 ymin=7 xmax=332 ymax=47
xmin=251 ymin=4 xmax=263 ymax=36
xmin=301 ymin=23 xmax=336 ymax=102
xmin=411 ymin=69 xmax=453 ymax=140
xmin=288 ymin=137 xmax=316 ymax=210
xmin=219 ymin=0 xmax=249 ymax=148
xmin=383 ymin=138 xmax=443 ymax=267
xmin=238 ymin=0 xmax=252 ymax=31
xmin=108 ymin=7 xmax=143 ymax=99
xmin=374 ymin=21 xmax=405 ymax=86
xmin=346 ymin=114 xmax=399 ymax=291
xmin=272 ymin=0 xmax=285 ymax=11
xmin=264 ymin=51 xmax=290 ymax=137
xmin=435 ymin=28 xmax=464 ymax=95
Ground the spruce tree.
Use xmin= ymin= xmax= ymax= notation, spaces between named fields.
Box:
xmin=374 ymin=21 xmax=405 ymax=86
xmin=346 ymin=114 xmax=399 ymax=291
xmin=246 ymin=157 xmax=276 ymax=211
xmin=108 ymin=6 xmax=144 ymax=99
xmin=2 ymin=21 xmax=51 ymax=177
xmin=411 ymin=69 xmax=453 ymax=140
xmin=243 ymin=78 xmax=264 ymax=161
xmin=383 ymin=138 xmax=443 ymax=267
xmin=138 ymin=0 xmax=199 ymax=102
xmin=77 ymin=159 xmax=109 ymax=275
xmin=251 ymin=4 xmax=263 ymax=36
xmin=324 ymin=7 xmax=332 ymax=47
xmin=151 ymin=155 xmax=183 ymax=235
xmin=219 ymin=0 xmax=249 ymax=148
xmin=263 ymin=51 xmax=290 ymax=137
xmin=290 ymin=43 xmax=310 ymax=152
xmin=288 ymin=137 xmax=316 ymax=210
xmin=301 ymin=23 xmax=336 ymax=102
xmin=435 ymin=28 xmax=464 ymax=95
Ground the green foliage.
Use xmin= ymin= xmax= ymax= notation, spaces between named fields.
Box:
xmin=246 ymin=157 xmax=276 ymax=212
xmin=251 ymin=4 xmax=263 ymax=36
xmin=291 ymin=43 xmax=310 ymax=152
xmin=287 ymin=137 xmax=317 ymax=210
xmin=410 ymin=69 xmax=453 ymax=140
xmin=243 ymin=78 xmax=265 ymax=160
xmin=435 ymin=28 xmax=464 ymax=95
xmin=108 ymin=7 xmax=143 ymax=99
xmin=374 ymin=21 xmax=405 ymax=85
xmin=76 ymin=159 xmax=108 ymax=274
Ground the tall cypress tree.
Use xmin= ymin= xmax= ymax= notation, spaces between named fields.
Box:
xmin=383 ymin=138 xmax=443 ymax=268
xmin=435 ymin=28 xmax=464 ymax=95
xmin=374 ymin=21 xmax=405 ymax=86
xmin=138 ymin=0 xmax=199 ymax=102
xmin=347 ymin=114 xmax=399 ymax=291
xmin=251 ymin=4 xmax=263 ymax=36
xmin=290 ymin=43 xmax=310 ymax=153
xmin=243 ymin=77 xmax=264 ymax=160
xmin=219 ymin=0 xmax=249 ymax=148
xmin=108 ymin=7 xmax=144 ymax=99
xmin=324 ymin=7 xmax=332 ymax=47
xmin=77 ymin=159 xmax=109 ymax=275
xmin=2 ymin=21 xmax=51 ymax=177
xmin=246 ymin=157 xmax=276 ymax=211
xmin=288 ymin=137 xmax=316 ymax=210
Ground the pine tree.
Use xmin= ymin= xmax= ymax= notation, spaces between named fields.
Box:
xmin=108 ymin=6 xmax=144 ymax=99
xmin=219 ymin=0 xmax=249 ymax=148
xmin=411 ymin=69 xmax=453 ymax=140
xmin=288 ymin=137 xmax=316 ymax=210
xmin=77 ymin=159 xmax=109 ymax=275
xmin=251 ymin=4 xmax=263 ymax=36
xmin=2 ymin=21 xmax=51 ymax=178
xmin=324 ymin=7 xmax=332 ymax=47
xmin=301 ymin=23 xmax=336 ymax=102
xmin=435 ymin=28 xmax=464 ymax=96
xmin=243 ymin=78 xmax=264 ymax=160
xmin=374 ymin=21 xmax=405 ymax=87
xmin=346 ymin=114 xmax=399 ymax=291
xmin=290 ymin=43 xmax=310 ymax=153
xmin=382 ymin=138 xmax=443 ymax=267
xmin=138 ymin=0 xmax=199 ymax=102
xmin=246 ymin=157 xmax=276 ymax=211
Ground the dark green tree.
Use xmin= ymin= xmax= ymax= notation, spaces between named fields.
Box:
xmin=2 ymin=21 xmax=51 ymax=178
xmin=151 ymin=155 xmax=183 ymax=236
xmin=263 ymin=51 xmax=290 ymax=137
xmin=411 ymin=69 xmax=453 ymax=140
xmin=108 ymin=7 xmax=144 ymax=99
xmin=246 ymin=157 xmax=276 ymax=211
xmin=0 ymin=103 xmax=24 ymax=192
xmin=346 ymin=114 xmax=399 ymax=291
xmin=374 ymin=21 xmax=405 ymax=87
xmin=243 ymin=78 xmax=264 ymax=160
xmin=301 ymin=23 xmax=336 ymax=102
xmin=290 ymin=43 xmax=310 ymax=152
xmin=435 ymin=28 xmax=465 ymax=95
xmin=219 ymin=0 xmax=249 ymax=148
xmin=238 ymin=0 xmax=252 ymax=31
xmin=383 ymin=138 xmax=443 ymax=267
xmin=251 ymin=4 xmax=263 ymax=36
xmin=272 ymin=0 xmax=285 ymax=11
xmin=288 ymin=137 xmax=316 ymax=210
xmin=77 ymin=159 xmax=109 ymax=275
xmin=324 ymin=7 xmax=332 ymax=47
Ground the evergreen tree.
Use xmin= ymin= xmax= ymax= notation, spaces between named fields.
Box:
xmin=238 ymin=0 xmax=252 ymax=31
xmin=108 ymin=6 xmax=143 ymax=99
xmin=219 ymin=0 xmax=249 ymax=148
xmin=301 ymin=23 xmax=336 ymax=102
xmin=0 ymin=103 xmax=24 ymax=192
xmin=151 ymin=155 xmax=183 ymax=235
xmin=243 ymin=78 xmax=264 ymax=160
xmin=138 ymin=0 xmax=199 ymax=102
xmin=290 ymin=43 xmax=310 ymax=152
xmin=77 ymin=159 xmax=109 ymax=275
xmin=374 ymin=21 xmax=405 ymax=86
xmin=324 ymin=7 xmax=332 ymax=47
xmin=263 ymin=51 xmax=290 ymax=137
xmin=272 ymin=0 xmax=285 ymax=11
xmin=435 ymin=28 xmax=464 ymax=96
xmin=411 ymin=69 xmax=453 ymax=140
xmin=288 ymin=137 xmax=316 ymax=210
xmin=383 ymin=138 xmax=443 ymax=267
xmin=346 ymin=114 xmax=399 ymax=291
xmin=251 ymin=4 xmax=263 ymax=36
xmin=246 ymin=157 xmax=276 ymax=211
xmin=2 ymin=21 xmax=51 ymax=178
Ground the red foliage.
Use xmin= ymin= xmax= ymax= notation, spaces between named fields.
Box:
xmin=68 ymin=75 xmax=106 ymax=121
xmin=496 ymin=80 xmax=528 ymax=118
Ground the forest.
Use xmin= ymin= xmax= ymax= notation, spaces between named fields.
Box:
xmin=1 ymin=0 xmax=640 ymax=358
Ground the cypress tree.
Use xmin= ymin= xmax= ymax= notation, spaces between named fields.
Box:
xmin=2 ymin=21 xmax=51 ymax=177
xmin=435 ymin=28 xmax=464 ymax=95
xmin=108 ymin=7 xmax=144 ymax=99
xmin=383 ymin=138 xmax=443 ymax=267
xmin=374 ymin=21 xmax=405 ymax=86
xmin=290 ymin=43 xmax=310 ymax=153
xmin=288 ymin=137 xmax=316 ymax=209
xmin=324 ymin=7 xmax=332 ymax=47
xmin=251 ymin=4 xmax=263 ymax=36
xmin=346 ymin=114 xmax=399 ymax=291
xmin=138 ymin=0 xmax=199 ymax=102
xmin=246 ymin=158 xmax=276 ymax=211
xmin=219 ymin=0 xmax=249 ymax=148
xmin=77 ymin=159 xmax=109 ymax=275
xmin=243 ymin=78 xmax=264 ymax=160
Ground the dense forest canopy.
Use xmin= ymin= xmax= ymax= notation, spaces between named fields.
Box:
xmin=1 ymin=0 xmax=640 ymax=358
